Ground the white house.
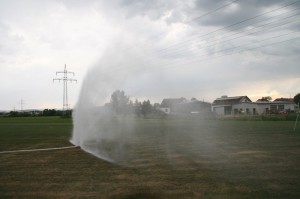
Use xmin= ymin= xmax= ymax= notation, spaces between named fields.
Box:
xmin=212 ymin=96 xmax=252 ymax=115
xmin=159 ymin=98 xmax=187 ymax=115
xmin=212 ymin=96 xmax=297 ymax=116
xmin=159 ymin=107 xmax=171 ymax=114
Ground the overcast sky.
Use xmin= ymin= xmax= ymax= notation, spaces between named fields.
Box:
xmin=0 ymin=0 xmax=299 ymax=110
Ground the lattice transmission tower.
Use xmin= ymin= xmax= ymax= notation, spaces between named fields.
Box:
xmin=20 ymin=99 xmax=25 ymax=112
xmin=53 ymin=64 xmax=77 ymax=112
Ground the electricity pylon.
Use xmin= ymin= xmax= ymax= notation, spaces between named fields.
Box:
xmin=20 ymin=99 xmax=25 ymax=112
xmin=53 ymin=64 xmax=77 ymax=112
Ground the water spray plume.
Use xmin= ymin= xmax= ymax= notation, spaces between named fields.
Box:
xmin=71 ymin=40 xmax=217 ymax=166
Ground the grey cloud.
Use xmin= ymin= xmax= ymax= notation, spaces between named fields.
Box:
xmin=94 ymin=0 xmax=300 ymax=35
xmin=194 ymin=0 xmax=284 ymax=11
xmin=191 ymin=0 xmax=300 ymax=28
xmin=98 ymin=0 xmax=191 ymax=24
xmin=119 ymin=0 xmax=173 ymax=19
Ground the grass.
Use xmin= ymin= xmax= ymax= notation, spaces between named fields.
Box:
xmin=0 ymin=117 xmax=300 ymax=198
xmin=0 ymin=117 xmax=72 ymax=151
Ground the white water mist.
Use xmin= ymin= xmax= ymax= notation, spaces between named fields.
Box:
xmin=71 ymin=41 xmax=217 ymax=166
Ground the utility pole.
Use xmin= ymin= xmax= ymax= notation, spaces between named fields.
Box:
xmin=53 ymin=64 xmax=77 ymax=113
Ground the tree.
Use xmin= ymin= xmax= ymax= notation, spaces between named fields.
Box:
xmin=110 ymin=90 xmax=130 ymax=115
xmin=153 ymin=103 xmax=160 ymax=110
xmin=294 ymin=93 xmax=300 ymax=106
xmin=134 ymin=99 xmax=142 ymax=117
xmin=141 ymin=100 xmax=153 ymax=116
xmin=257 ymin=96 xmax=272 ymax=102
xmin=43 ymin=109 xmax=57 ymax=116
xmin=9 ymin=111 xmax=19 ymax=117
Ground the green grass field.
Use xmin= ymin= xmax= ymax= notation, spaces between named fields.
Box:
xmin=0 ymin=117 xmax=300 ymax=198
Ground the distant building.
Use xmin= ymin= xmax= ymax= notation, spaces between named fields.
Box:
xmin=160 ymin=98 xmax=187 ymax=114
xmin=252 ymin=101 xmax=296 ymax=114
xmin=160 ymin=98 xmax=211 ymax=115
xmin=174 ymin=98 xmax=211 ymax=114
xmin=159 ymin=107 xmax=171 ymax=114
xmin=212 ymin=96 xmax=297 ymax=115
xmin=212 ymin=96 xmax=252 ymax=115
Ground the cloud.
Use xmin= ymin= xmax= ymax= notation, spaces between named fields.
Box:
xmin=0 ymin=0 xmax=299 ymax=110
xmin=191 ymin=0 xmax=300 ymax=27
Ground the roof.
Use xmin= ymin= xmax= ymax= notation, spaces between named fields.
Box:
xmin=212 ymin=96 xmax=252 ymax=105
xmin=254 ymin=101 xmax=296 ymax=105
xmin=273 ymin=98 xmax=294 ymax=102
xmin=178 ymin=98 xmax=210 ymax=105
xmin=160 ymin=98 xmax=187 ymax=108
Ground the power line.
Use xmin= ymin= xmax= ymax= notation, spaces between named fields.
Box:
xmin=147 ymin=0 xmax=241 ymax=40
xmin=155 ymin=36 xmax=300 ymax=74
xmin=170 ymin=29 xmax=300 ymax=65
xmin=94 ymin=0 xmax=300 ymax=78
xmin=102 ymin=0 xmax=300 ymax=75
xmin=159 ymin=9 xmax=300 ymax=57
xmin=156 ymin=0 xmax=300 ymax=53
xmin=105 ymin=29 xmax=300 ymax=77
xmin=126 ymin=35 xmax=300 ymax=97
xmin=160 ymin=18 xmax=300 ymax=58
xmin=192 ymin=0 xmax=240 ymax=21
xmin=81 ymin=2 xmax=300 ymax=102
xmin=114 ymin=26 xmax=300 ymax=74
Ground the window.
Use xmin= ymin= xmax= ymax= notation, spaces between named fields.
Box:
xmin=246 ymin=108 xmax=249 ymax=114
xmin=234 ymin=109 xmax=238 ymax=115
xmin=224 ymin=106 xmax=232 ymax=115
xmin=270 ymin=105 xmax=277 ymax=111
xmin=278 ymin=105 xmax=284 ymax=111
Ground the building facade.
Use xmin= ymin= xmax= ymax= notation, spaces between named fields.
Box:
xmin=160 ymin=98 xmax=211 ymax=115
xmin=212 ymin=96 xmax=297 ymax=116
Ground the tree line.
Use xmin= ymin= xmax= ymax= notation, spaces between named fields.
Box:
xmin=107 ymin=90 xmax=163 ymax=117
xmin=5 ymin=91 xmax=300 ymax=118
xmin=7 ymin=109 xmax=72 ymax=117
